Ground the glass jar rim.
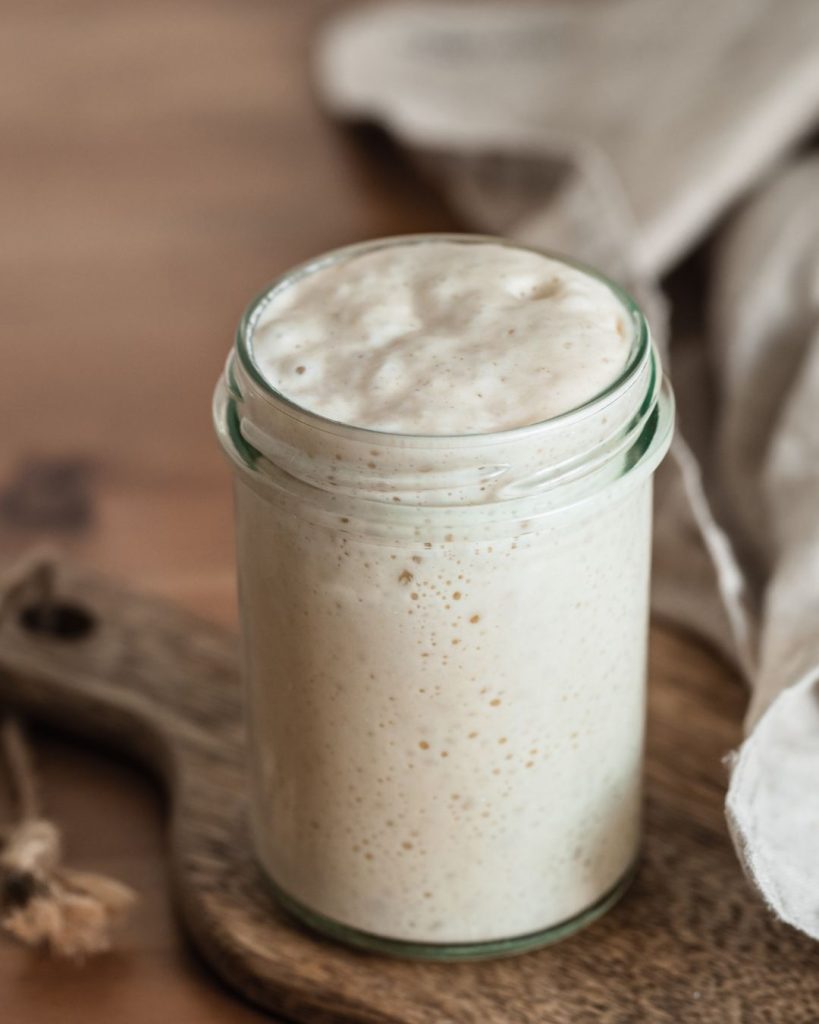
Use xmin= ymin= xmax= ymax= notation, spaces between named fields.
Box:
xmin=234 ymin=233 xmax=650 ymax=448
xmin=216 ymin=233 xmax=673 ymax=522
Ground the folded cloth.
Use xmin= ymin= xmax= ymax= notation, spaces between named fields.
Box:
xmin=717 ymin=158 xmax=819 ymax=939
xmin=315 ymin=0 xmax=819 ymax=937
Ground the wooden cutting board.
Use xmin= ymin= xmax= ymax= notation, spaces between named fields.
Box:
xmin=0 ymin=561 xmax=816 ymax=1024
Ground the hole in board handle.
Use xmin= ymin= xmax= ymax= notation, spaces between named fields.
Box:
xmin=19 ymin=602 xmax=96 ymax=641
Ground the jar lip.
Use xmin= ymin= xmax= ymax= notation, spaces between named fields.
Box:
xmin=234 ymin=233 xmax=651 ymax=448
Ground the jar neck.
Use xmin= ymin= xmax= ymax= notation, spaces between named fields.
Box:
xmin=219 ymin=352 xmax=668 ymax=514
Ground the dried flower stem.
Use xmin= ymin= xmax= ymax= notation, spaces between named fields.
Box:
xmin=0 ymin=550 xmax=137 ymax=958
xmin=1 ymin=716 xmax=40 ymax=823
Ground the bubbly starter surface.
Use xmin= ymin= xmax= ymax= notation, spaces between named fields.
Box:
xmin=238 ymin=239 xmax=651 ymax=944
xmin=252 ymin=241 xmax=631 ymax=434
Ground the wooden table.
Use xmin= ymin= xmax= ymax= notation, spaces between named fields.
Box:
xmin=1 ymin=2 xmax=749 ymax=1021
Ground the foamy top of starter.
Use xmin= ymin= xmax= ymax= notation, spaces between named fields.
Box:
xmin=250 ymin=240 xmax=633 ymax=435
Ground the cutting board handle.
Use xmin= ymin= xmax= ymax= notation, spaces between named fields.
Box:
xmin=0 ymin=558 xmax=243 ymax=800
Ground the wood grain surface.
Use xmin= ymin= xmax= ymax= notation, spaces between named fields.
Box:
xmin=2 ymin=562 xmax=818 ymax=1024
xmin=1 ymin=0 xmax=814 ymax=1022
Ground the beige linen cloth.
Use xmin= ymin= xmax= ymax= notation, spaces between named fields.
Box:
xmin=314 ymin=0 xmax=819 ymax=938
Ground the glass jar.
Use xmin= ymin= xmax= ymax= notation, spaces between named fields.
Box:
xmin=213 ymin=235 xmax=674 ymax=960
